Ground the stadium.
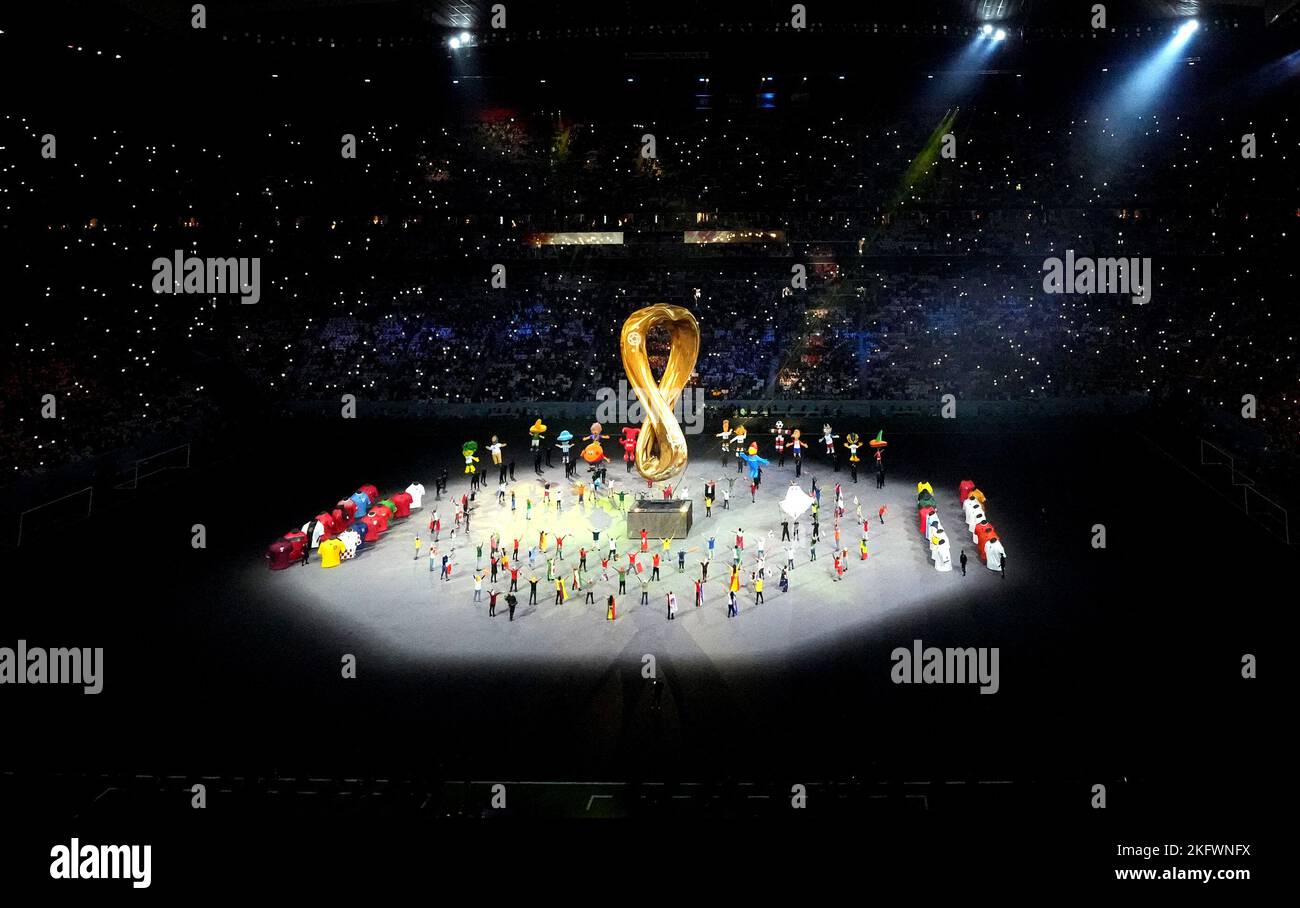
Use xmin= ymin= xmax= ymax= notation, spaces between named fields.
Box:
xmin=1 ymin=0 xmax=1290 ymax=888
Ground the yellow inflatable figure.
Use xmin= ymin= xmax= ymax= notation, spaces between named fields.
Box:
xmin=462 ymin=441 xmax=480 ymax=474
xmin=845 ymin=432 xmax=862 ymax=463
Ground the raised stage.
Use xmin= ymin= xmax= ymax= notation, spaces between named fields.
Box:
xmin=628 ymin=498 xmax=694 ymax=539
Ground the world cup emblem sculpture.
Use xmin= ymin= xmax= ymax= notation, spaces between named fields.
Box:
xmin=619 ymin=304 xmax=700 ymax=483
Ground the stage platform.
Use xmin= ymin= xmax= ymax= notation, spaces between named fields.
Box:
xmin=628 ymin=499 xmax=693 ymax=539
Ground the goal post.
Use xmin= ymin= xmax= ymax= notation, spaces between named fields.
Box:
xmin=16 ymin=486 xmax=94 ymax=547
xmin=115 ymin=443 xmax=192 ymax=490
xmin=1244 ymin=485 xmax=1290 ymax=546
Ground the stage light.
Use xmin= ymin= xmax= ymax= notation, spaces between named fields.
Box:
xmin=981 ymin=24 xmax=993 ymax=36
xmin=1170 ymin=19 xmax=1199 ymax=50
xmin=460 ymin=31 xmax=471 ymax=44
xmin=1103 ymin=15 xmax=1202 ymax=130
xmin=448 ymin=37 xmax=461 ymax=49
xmin=993 ymin=28 xmax=1007 ymax=41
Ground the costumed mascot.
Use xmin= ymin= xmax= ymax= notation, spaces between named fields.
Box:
xmin=717 ymin=419 xmax=735 ymax=464
xmin=462 ymin=441 xmax=480 ymax=474
xmin=779 ymin=484 xmax=815 ymax=525
xmin=620 ymin=426 xmax=640 ymax=473
xmin=844 ymin=432 xmax=862 ymax=482
xmin=528 ymin=418 xmax=548 ymax=474
xmin=488 ymin=435 xmax=508 ymax=466
xmin=869 ymin=429 xmax=888 ymax=464
xmin=581 ymin=423 xmax=610 ymax=465
xmin=789 ymin=428 xmax=806 ymax=477
xmin=736 ymin=442 xmax=769 ymax=484
xmin=732 ymin=425 xmax=749 ymax=474
xmin=555 ymin=429 xmax=576 ymax=478
xmin=821 ymin=423 xmax=839 ymax=456
xmin=772 ymin=420 xmax=790 ymax=466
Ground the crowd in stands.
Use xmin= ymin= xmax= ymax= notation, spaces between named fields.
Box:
xmin=3 ymin=97 xmax=1294 ymax=484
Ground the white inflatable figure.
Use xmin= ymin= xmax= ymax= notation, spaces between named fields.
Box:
xmin=931 ymin=531 xmax=952 ymax=572
xmin=303 ymin=519 xmax=327 ymax=549
xmin=339 ymin=529 xmax=362 ymax=560
xmin=487 ymin=436 xmax=508 ymax=466
xmin=821 ymin=424 xmax=839 ymax=455
xmin=966 ymin=505 xmax=987 ymax=537
xmin=779 ymin=484 xmax=816 ymax=521
xmin=985 ymin=538 xmax=1006 ymax=572
xmin=405 ymin=482 xmax=426 ymax=509
xmin=962 ymin=495 xmax=983 ymax=525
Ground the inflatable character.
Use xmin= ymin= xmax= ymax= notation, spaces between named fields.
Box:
xmin=619 ymin=426 xmax=640 ymax=469
xmin=779 ymin=485 xmax=815 ymax=520
xmin=555 ymin=429 xmax=576 ymax=476
xmin=528 ymin=418 xmax=548 ymax=452
xmin=736 ymin=444 xmax=769 ymax=481
xmin=773 ymin=421 xmax=789 ymax=459
xmin=717 ymin=419 xmax=734 ymax=454
xmin=582 ymin=422 xmax=609 ymax=464
xmin=845 ymin=432 xmax=862 ymax=463
xmin=869 ymin=429 xmax=888 ymax=465
xmin=462 ymin=441 xmax=480 ymax=474
xmin=821 ymin=424 xmax=839 ymax=455
xmin=488 ymin=435 xmax=508 ymax=466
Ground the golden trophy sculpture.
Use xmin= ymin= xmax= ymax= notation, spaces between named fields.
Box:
xmin=619 ymin=304 xmax=700 ymax=483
